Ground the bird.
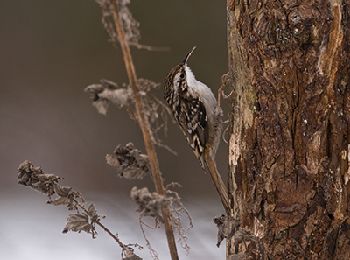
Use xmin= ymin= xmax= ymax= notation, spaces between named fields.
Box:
xmin=164 ymin=47 xmax=222 ymax=169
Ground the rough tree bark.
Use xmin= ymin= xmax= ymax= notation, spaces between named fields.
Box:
xmin=227 ymin=0 xmax=350 ymax=258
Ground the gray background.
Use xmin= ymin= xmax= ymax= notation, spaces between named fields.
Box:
xmin=0 ymin=0 xmax=228 ymax=259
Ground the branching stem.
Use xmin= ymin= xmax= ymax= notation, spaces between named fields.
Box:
xmin=75 ymin=201 xmax=127 ymax=249
xmin=110 ymin=2 xmax=179 ymax=260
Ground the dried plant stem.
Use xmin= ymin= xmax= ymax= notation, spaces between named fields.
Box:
xmin=110 ymin=2 xmax=179 ymax=260
xmin=204 ymin=150 xmax=229 ymax=213
xmin=96 ymin=222 xmax=125 ymax=248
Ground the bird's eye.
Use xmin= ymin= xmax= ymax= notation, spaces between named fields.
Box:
xmin=179 ymin=73 xmax=185 ymax=78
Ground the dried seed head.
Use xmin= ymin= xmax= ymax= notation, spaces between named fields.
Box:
xmin=96 ymin=0 xmax=141 ymax=46
xmin=18 ymin=160 xmax=60 ymax=196
xmin=130 ymin=186 xmax=169 ymax=222
xmin=106 ymin=143 xmax=150 ymax=179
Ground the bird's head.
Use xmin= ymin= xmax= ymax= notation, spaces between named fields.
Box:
xmin=164 ymin=46 xmax=196 ymax=98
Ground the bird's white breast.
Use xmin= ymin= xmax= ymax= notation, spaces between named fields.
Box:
xmin=185 ymin=66 xmax=217 ymax=119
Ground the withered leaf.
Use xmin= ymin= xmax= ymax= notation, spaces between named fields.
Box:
xmin=85 ymin=80 xmax=131 ymax=115
xmin=92 ymin=99 xmax=110 ymax=115
xmin=87 ymin=204 xmax=99 ymax=220
xmin=63 ymin=213 xmax=92 ymax=234
xmin=48 ymin=185 xmax=79 ymax=210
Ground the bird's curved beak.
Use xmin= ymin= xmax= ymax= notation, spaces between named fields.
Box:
xmin=182 ymin=46 xmax=196 ymax=65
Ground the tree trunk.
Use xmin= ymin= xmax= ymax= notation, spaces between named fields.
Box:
xmin=227 ymin=0 xmax=350 ymax=258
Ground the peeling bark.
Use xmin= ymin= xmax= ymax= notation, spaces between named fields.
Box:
xmin=227 ymin=0 xmax=350 ymax=258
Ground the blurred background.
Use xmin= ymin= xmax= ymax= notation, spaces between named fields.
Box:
xmin=0 ymin=0 xmax=228 ymax=259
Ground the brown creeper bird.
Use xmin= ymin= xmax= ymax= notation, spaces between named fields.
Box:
xmin=164 ymin=47 xmax=222 ymax=169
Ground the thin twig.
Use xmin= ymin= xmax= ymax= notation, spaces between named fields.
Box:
xmin=110 ymin=2 xmax=179 ymax=260
xmin=205 ymin=82 xmax=230 ymax=212
xmin=75 ymin=201 xmax=127 ymax=249
xmin=204 ymin=150 xmax=230 ymax=213
xmin=130 ymin=42 xmax=170 ymax=52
